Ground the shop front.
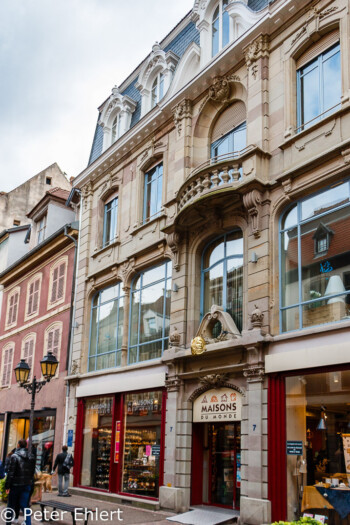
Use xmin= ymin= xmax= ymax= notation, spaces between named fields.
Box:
xmin=269 ymin=366 xmax=350 ymax=524
xmin=1 ymin=409 xmax=56 ymax=471
xmin=74 ymin=389 xmax=166 ymax=500
xmin=191 ymin=387 xmax=242 ymax=510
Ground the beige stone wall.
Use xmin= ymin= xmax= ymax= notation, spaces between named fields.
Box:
xmin=0 ymin=163 xmax=71 ymax=231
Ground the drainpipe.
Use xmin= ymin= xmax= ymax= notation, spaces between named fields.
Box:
xmin=62 ymin=189 xmax=82 ymax=445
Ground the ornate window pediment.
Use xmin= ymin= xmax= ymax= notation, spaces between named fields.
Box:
xmin=136 ymin=42 xmax=179 ymax=117
xmin=99 ymin=86 xmax=137 ymax=151
xmin=192 ymin=0 xmax=266 ymax=66
xmin=195 ymin=304 xmax=241 ymax=344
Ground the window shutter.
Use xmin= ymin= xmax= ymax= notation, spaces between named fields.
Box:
xmin=211 ymin=101 xmax=246 ymax=144
xmin=57 ymin=263 xmax=65 ymax=300
xmin=51 ymin=267 xmax=59 ymax=303
xmin=2 ymin=347 xmax=13 ymax=387
xmin=23 ymin=339 xmax=34 ymax=371
xmin=52 ymin=328 xmax=60 ymax=357
xmin=32 ymin=279 xmax=40 ymax=313
xmin=7 ymin=296 xmax=14 ymax=325
xmin=27 ymin=282 xmax=34 ymax=315
xmin=296 ymin=30 xmax=340 ymax=69
xmin=47 ymin=330 xmax=53 ymax=353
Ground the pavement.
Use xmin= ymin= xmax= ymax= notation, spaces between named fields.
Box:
xmin=0 ymin=491 xmax=178 ymax=525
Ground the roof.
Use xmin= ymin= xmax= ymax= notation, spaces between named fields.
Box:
xmin=0 ymin=224 xmax=30 ymax=242
xmin=27 ymin=187 xmax=72 ymax=219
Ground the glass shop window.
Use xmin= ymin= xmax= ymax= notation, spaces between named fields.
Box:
xmin=122 ymin=390 xmax=163 ymax=498
xmin=81 ymin=397 xmax=113 ymax=490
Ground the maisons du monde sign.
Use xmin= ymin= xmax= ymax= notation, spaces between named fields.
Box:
xmin=193 ymin=388 xmax=242 ymax=422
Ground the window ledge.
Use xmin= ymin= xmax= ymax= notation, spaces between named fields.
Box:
xmin=274 ymin=318 xmax=350 ymax=342
xmin=279 ymin=105 xmax=347 ymax=151
xmin=65 ymin=358 xmax=163 ymax=382
xmin=131 ymin=212 xmax=167 ymax=236
xmin=92 ymin=238 xmax=120 ymax=258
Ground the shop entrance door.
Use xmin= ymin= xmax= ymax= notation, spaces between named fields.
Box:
xmin=191 ymin=422 xmax=241 ymax=509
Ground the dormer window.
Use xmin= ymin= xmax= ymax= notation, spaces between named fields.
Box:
xmin=212 ymin=0 xmax=229 ymax=57
xmin=151 ymin=73 xmax=164 ymax=108
xmin=99 ymin=86 xmax=137 ymax=152
xmin=313 ymin=222 xmax=334 ymax=256
xmin=137 ymin=43 xmax=179 ymax=117
xmin=37 ymin=214 xmax=47 ymax=244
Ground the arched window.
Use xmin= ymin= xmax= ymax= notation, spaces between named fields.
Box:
xmin=151 ymin=73 xmax=164 ymax=108
xmin=48 ymin=257 xmax=67 ymax=307
xmin=280 ymin=180 xmax=350 ymax=332
xmin=89 ymin=283 xmax=124 ymax=372
xmin=212 ymin=0 xmax=229 ymax=57
xmin=25 ymin=274 xmax=42 ymax=319
xmin=21 ymin=334 xmax=36 ymax=380
xmin=45 ymin=322 xmax=63 ymax=362
xmin=111 ymin=113 xmax=121 ymax=144
xmin=1 ymin=343 xmax=14 ymax=388
xmin=211 ymin=101 xmax=246 ymax=159
xmin=129 ymin=261 xmax=172 ymax=364
xmin=201 ymin=230 xmax=243 ymax=332
xmin=6 ymin=287 xmax=20 ymax=329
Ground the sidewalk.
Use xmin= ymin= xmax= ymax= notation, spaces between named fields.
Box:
xmin=0 ymin=492 xmax=177 ymax=525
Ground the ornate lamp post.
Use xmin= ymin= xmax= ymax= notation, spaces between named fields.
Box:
xmin=14 ymin=351 xmax=59 ymax=451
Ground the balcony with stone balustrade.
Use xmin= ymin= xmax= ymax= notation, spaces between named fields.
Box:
xmin=176 ymin=145 xmax=270 ymax=218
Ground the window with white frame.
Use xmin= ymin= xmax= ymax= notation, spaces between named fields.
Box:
xmin=21 ymin=335 xmax=35 ymax=380
xmin=202 ymin=230 xmax=243 ymax=333
xmin=280 ymin=181 xmax=350 ymax=332
xmin=88 ymin=283 xmax=124 ymax=372
xmin=26 ymin=275 xmax=41 ymax=318
xmin=151 ymin=73 xmax=164 ymax=108
xmin=1 ymin=344 xmax=14 ymax=388
xmin=212 ymin=0 xmax=229 ymax=57
xmin=143 ymin=163 xmax=163 ymax=222
xmin=6 ymin=288 xmax=20 ymax=328
xmin=45 ymin=323 xmax=62 ymax=361
xmin=297 ymin=35 xmax=341 ymax=131
xmin=37 ymin=214 xmax=47 ymax=244
xmin=129 ymin=261 xmax=172 ymax=364
xmin=103 ymin=196 xmax=118 ymax=247
xmin=111 ymin=113 xmax=121 ymax=144
xmin=49 ymin=258 xmax=67 ymax=305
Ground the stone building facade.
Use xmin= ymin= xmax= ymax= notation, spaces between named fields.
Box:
xmin=66 ymin=0 xmax=350 ymax=523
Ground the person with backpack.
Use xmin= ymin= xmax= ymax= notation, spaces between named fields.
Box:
xmin=52 ymin=446 xmax=74 ymax=497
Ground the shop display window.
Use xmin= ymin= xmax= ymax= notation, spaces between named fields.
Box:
xmin=81 ymin=397 xmax=113 ymax=490
xmin=286 ymin=370 xmax=350 ymax=522
xmin=6 ymin=413 xmax=55 ymax=472
xmin=280 ymin=181 xmax=350 ymax=332
xmin=122 ymin=390 xmax=162 ymax=498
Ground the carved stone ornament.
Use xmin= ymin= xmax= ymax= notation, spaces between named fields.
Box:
xmin=209 ymin=76 xmax=230 ymax=103
xmin=244 ymin=35 xmax=269 ymax=69
xmin=243 ymin=365 xmax=265 ymax=383
xmin=194 ymin=304 xmax=241 ymax=345
xmin=290 ymin=5 xmax=342 ymax=49
xmin=70 ymin=359 xmax=80 ymax=376
xmin=120 ymin=257 xmax=135 ymax=285
xmin=243 ymin=189 xmax=263 ymax=239
xmin=169 ymin=326 xmax=181 ymax=347
xmin=172 ymin=99 xmax=192 ymax=136
xmin=249 ymin=304 xmax=264 ymax=329
xmin=191 ymin=336 xmax=207 ymax=356
xmin=200 ymin=374 xmax=229 ymax=388
xmin=165 ymin=376 xmax=183 ymax=392
xmin=166 ymin=231 xmax=181 ymax=271
xmin=81 ymin=181 xmax=93 ymax=209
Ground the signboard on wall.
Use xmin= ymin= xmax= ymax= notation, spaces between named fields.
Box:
xmin=193 ymin=388 xmax=242 ymax=422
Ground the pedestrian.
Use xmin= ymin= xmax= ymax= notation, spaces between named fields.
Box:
xmin=0 ymin=458 xmax=4 ymax=479
xmin=52 ymin=445 xmax=74 ymax=497
xmin=4 ymin=449 xmax=16 ymax=474
xmin=5 ymin=439 xmax=35 ymax=525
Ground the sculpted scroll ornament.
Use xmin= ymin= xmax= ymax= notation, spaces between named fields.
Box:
xmin=243 ymin=189 xmax=263 ymax=239
xmin=166 ymin=232 xmax=181 ymax=271
xmin=244 ymin=35 xmax=269 ymax=74
xmin=194 ymin=305 xmax=241 ymax=345
xmin=82 ymin=181 xmax=93 ymax=210
xmin=172 ymin=99 xmax=192 ymax=136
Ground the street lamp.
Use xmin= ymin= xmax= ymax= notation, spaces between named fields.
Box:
xmin=14 ymin=351 xmax=59 ymax=452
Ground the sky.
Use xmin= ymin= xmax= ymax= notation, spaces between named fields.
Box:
xmin=0 ymin=0 xmax=194 ymax=193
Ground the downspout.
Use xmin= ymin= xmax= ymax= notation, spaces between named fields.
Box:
xmin=62 ymin=189 xmax=82 ymax=445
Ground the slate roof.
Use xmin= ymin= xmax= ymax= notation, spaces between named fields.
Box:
xmin=88 ymin=1 xmax=270 ymax=166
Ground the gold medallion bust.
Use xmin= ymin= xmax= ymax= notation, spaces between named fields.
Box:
xmin=191 ymin=336 xmax=207 ymax=356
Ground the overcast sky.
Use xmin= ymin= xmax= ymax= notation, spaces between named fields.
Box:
xmin=0 ymin=0 xmax=194 ymax=193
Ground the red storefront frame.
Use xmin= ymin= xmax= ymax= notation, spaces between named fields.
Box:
xmin=73 ymin=389 xmax=166 ymax=500
xmin=268 ymin=363 xmax=350 ymax=522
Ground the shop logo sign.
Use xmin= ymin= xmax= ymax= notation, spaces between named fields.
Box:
xmin=193 ymin=388 xmax=242 ymax=422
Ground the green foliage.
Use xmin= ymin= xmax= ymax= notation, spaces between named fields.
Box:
xmin=272 ymin=518 xmax=323 ymax=525
xmin=0 ymin=476 xmax=7 ymax=502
